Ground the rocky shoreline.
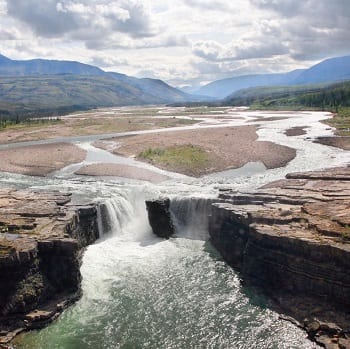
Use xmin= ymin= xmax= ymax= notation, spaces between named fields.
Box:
xmin=147 ymin=166 xmax=350 ymax=349
xmin=1 ymin=166 xmax=350 ymax=348
xmin=209 ymin=167 xmax=350 ymax=349
xmin=0 ymin=189 xmax=100 ymax=347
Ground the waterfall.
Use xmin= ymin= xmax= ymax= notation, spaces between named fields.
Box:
xmin=170 ymin=197 xmax=214 ymax=240
xmin=97 ymin=188 xmax=152 ymax=241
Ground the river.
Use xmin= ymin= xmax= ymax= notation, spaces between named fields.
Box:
xmin=3 ymin=108 xmax=349 ymax=348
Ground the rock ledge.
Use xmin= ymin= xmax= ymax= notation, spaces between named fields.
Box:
xmin=209 ymin=166 xmax=350 ymax=349
xmin=0 ymin=188 xmax=99 ymax=346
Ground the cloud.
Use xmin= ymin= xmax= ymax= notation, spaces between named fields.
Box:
xmin=90 ymin=55 xmax=128 ymax=69
xmin=0 ymin=28 xmax=19 ymax=40
xmin=192 ymin=41 xmax=223 ymax=61
xmin=86 ymin=33 xmax=189 ymax=50
xmin=184 ymin=0 xmax=233 ymax=12
xmin=1 ymin=0 xmax=350 ymax=89
xmin=192 ymin=39 xmax=288 ymax=62
xmin=248 ymin=0 xmax=350 ymax=61
xmin=250 ymin=0 xmax=304 ymax=17
xmin=5 ymin=0 xmax=156 ymax=39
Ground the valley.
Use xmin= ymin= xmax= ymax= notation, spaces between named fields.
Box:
xmin=0 ymin=52 xmax=349 ymax=349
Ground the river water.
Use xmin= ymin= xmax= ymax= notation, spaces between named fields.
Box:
xmin=3 ymin=109 xmax=349 ymax=349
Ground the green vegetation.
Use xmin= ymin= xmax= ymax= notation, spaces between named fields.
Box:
xmin=0 ymin=74 xmax=159 ymax=120
xmin=325 ymin=107 xmax=350 ymax=136
xmin=341 ymin=225 xmax=350 ymax=243
xmin=138 ymin=144 xmax=210 ymax=176
xmin=225 ymin=81 xmax=350 ymax=137
xmin=0 ymin=117 xmax=62 ymax=130
xmin=226 ymin=81 xmax=350 ymax=111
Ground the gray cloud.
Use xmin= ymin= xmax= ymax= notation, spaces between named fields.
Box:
xmin=232 ymin=42 xmax=289 ymax=60
xmin=192 ymin=41 xmax=222 ymax=61
xmin=5 ymin=0 xmax=156 ymax=40
xmin=192 ymin=40 xmax=288 ymax=62
xmin=6 ymin=0 xmax=77 ymax=37
xmin=0 ymin=28 xmax=18 ymax=40
xmin=249 ymin=0 xmax=350 ymax=61
xmin=250 ymin=0 xmax=304 ymax=17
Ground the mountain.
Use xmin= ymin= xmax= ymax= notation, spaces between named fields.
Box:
xmin=293 ymin=55 xmax=350 ymax=85
xmin=107 ymin=72 xmax=189 ymax=103
xmin=0 ymin=54 xmax=105 ymax=76
xmin=195 ymin=55 xmax=350 ymax=99
xmin=0 ymin=74 xmax=191 ymax=117
xmin=0 ymin=54 xmax=195 ymax=106
xmin=195 ymin=70 xmax=304 ymax=99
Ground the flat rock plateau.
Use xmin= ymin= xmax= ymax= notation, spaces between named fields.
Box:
xmin=0 ymin=188 xmax=99 ymax=347
xmin=209 ymin=166 xmax=350 ymax=349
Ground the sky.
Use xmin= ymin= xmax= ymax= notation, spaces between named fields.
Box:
xmin=0 ymin=0 xmax=349 ymax=89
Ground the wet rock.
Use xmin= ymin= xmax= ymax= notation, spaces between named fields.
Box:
xmin=146 ymin=199 xmax=175 ymax=239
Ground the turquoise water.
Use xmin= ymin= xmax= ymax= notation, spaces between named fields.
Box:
xmin=15 ymin=191 xmax=318 ymax=349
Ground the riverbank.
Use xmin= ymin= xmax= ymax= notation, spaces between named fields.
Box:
xmin=0 ymin=143 xmax=86 ymax=176
xmin=0 ymin=189 xmax=100 ymax=346
xmin=0 ymin=107 xmax=198 ymax=145
xmin=76 ymin=163 xmax=169 ymax=183
xmin=315 ymin=109 xmax=350 ymax=150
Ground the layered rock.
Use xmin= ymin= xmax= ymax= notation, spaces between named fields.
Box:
xmin=0 ymin=188 xmax=99 ymax=345
xmin=209 ymin=167 xmax=350 ymax=349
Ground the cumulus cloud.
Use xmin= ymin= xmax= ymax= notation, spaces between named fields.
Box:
xmin=192 ymin=41 xmax=223 ymax=61
xmin=192 ymin=39 xmax=288 ymax=62
xmin=1 ymin=0 xmax=350 ymax=88
xmin=248 ymin=0 xmax=350 ymax=61
xmin=5 ymin=0 xmax=156 ymax=39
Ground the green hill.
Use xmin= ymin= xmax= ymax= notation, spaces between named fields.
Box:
xmin=225 ymin=81 xmax=350 ymax=110
xmin=0 ymin=74 xmax=189 ymax=119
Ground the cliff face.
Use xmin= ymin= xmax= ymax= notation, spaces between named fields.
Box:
xmin=146 ymin=199 xmax=175 ymax=239
xmin=209 ymin=167 xmax=350 ymax=349
xmin=0 ymin=189 xmax=100 ymax=344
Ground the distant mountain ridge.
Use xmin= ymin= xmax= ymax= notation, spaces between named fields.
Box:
xmin=0 ymin=74 xmax=194 ymax=118
xmin=195 ymin=55 xmax=350 ymax=99
xmin=0 ymin=54 xmax=105 ymax=76
xmin=0 ymin=53 xmax=195 ymax=106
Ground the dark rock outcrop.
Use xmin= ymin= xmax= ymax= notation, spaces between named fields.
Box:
xmin=0 ymin=188 xmax=100 ymax=345
xmin=209 ymin=167 xmax=350 ymax=349
xmin=146 ymin=199 xmax=175 ymax=239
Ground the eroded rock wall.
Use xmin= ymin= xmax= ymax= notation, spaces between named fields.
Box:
xmin=209 ymin=167 xmax=350 ymax=349
xmin=0 ymin=189 xmax=99 ymax=344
